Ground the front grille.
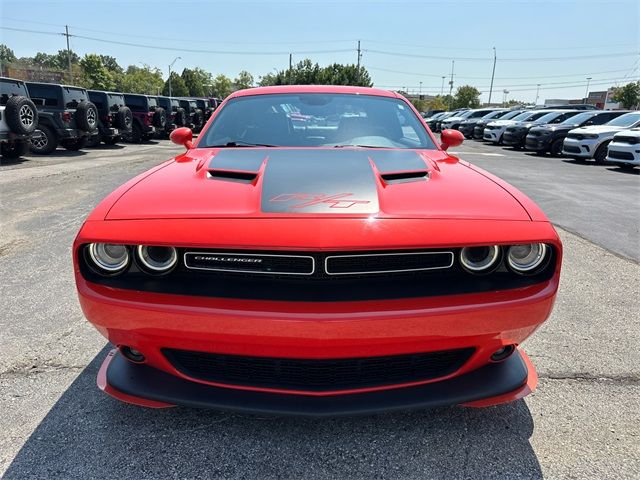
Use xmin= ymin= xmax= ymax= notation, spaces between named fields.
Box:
xmin=325 ymin=251 xmax=453 ymax=275
xmin=563 ymin=145 xmax=581 ymax=153
xmin=163 ymin=347 xmax=475 ymax=392
xmin=184 ymin=251 xmax=314 ymax=275
xmin=608 ymin=150 xmax=634 ymax=160
xmin=614 ymin=136 xmax=639 ymax=145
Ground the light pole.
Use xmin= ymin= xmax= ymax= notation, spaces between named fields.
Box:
xmin=168 ymin=56 xmax=181 ymax=97
xmin=585 ymin=77 xmax=592 ymax=102
xmin=419 ymin=81 xmax=422 ymax=97
xmin=488 ymin=47 xmax=497 ymax=105
xmin=535 ymin=84 xmax=541 ymax=105
xmin=441 ymin=76 xmax=445 ymax=95
xmin=503 ymin=89 xmax=509 ymax=106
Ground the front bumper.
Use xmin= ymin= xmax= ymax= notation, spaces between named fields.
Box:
xmin=503 ymin=130 xmax=527 ymax=147
xmin=459 ymin=125 xmax=474 ymax=137
xmin=98 ymin=347 xmax=536 ymax=414
xmin=483 ymin=128 xmax=504 ymax=142
xmin=562 ymin=137 xmax=597 ymax=158
xmin=525 ymin=135 xmax=552 ymax=152
xmin=606 ymin=143 xmax=640 ymax=165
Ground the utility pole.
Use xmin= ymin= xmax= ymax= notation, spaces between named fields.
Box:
xmin=535 ymin=84 xmax=541 ymax=105
xmin=289 ymin=53 xmax=292 ymax=85
xmin=64 ymin=25 xmax=72 ymax=84
xmin=448 ymin=60 xmax=455 ymax=109
xmin=503 ymin=89 xmax=509 ymax=106
xmin=168 ymin=56 xmax=181 ymax=97
xmin=585 ymin=77 xmax=592 ymax=102
xmin=441 ymin=76 xmax=445 ymax=95
xmin=419 ymin=81 xmax=422 ymax=98
xmin=356 ymin=40 xmax=362 ymax=84
xmin=487 ymin=47 xmax=496 ymax=105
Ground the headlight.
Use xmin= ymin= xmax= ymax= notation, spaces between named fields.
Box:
xmin=87 ymin=243 xmax=129 ymax=274
xmin=583 ymin=134 xmax=599 ymax=139
xmin=460 ymin=246 xmax=500 ymax=274
xmin=507 ymin=243 xmax=548 ymax=274
xmin=136 ymin=245 xmax=178 ymax=274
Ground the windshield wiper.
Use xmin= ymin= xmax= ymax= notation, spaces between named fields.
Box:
xmin=207 ymin=141 xmax=277 ymax=148
xmin=332 ymin=144 xmax=388 ymax=149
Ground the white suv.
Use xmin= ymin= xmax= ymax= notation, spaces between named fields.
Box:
xmin=1 ymin=77 xmax=38 ymax=159
xmin=562 ymin=111 xmax=640 ymax=163
xmin=606 ymin=128 xmax=640 ymax=169
xmin=483 ymin=110 xmax=548 ymax=144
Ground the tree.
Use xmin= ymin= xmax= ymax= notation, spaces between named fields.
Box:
xmin=99 ymin=55 xmax=123 ymax=75
xmin=80 ymin=54 xmax=116 ymax=90
xmin=453 ymin=85 xmax=481 ymax=109
xmin=181 ymin=67 xmax=213 ymax=97
xmin=119 ymin=65 xmax=164 ymax=94
xmin=162 ymin=71 xmax=188 ymax=97
xmin=211 ymin=74 xmax=233 ymax=98
xmin=0 ymin=44 xmax=16 ymax=74
xmin=319 ymin=63 xmax=372 ymax=87
xmin=259 ymin=59 xmax=373 ymax=87
xmin=612 ymin=81 xmax=640 ymax=109
xmin=234 ymin=70 xmax=254 ymax=90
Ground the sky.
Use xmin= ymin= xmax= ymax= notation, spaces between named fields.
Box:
xmin=1 ymin=0 xmax=638 ymax=104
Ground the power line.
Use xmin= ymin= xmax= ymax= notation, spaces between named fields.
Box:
xmin=364 ymin=48 xmax=639 ymax=62
xmin=361 ymin=39 xmax=639 ymax=52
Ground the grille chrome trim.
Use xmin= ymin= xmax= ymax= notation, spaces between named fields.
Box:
xmin=184 ymin=251 xmax=316 ymax=275
xmin=325 ymin=251 xmax=455 ymax=275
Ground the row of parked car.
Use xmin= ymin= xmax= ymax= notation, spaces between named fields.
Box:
xmin=422 ymin=105 xmax=640 ymax=169
xmin=0 ymin=76 xmax=221 ymax=159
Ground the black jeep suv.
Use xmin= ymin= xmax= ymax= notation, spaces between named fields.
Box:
xmin=178 ymin=98 xmax=204 ymax=132
xmin=26 ymin=82 xmax=98 ymax=154
xmin=86 ymin=90 xmax=133 ymax=147
xmin=156 ymin=96 xmax=188 ymax=138
xmin=123 ymin=94 xmax=166 ymax=142
xmin=194 ymin=98 xmax=214 ymax=124
xmin=0 ymin=77 xmax=39 ymax=159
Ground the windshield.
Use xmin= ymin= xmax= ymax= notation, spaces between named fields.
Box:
xmin=606 ymin=112 xmax=640 ymax=127
xmin=511 ymin=111 xmax=535 ymax=121
xmin=199 ymin=93 xmax=437 ymax=149
xmin=560 ymin=112 xmax=596 ymax=125
xmin=534 ymin=112 xmax=564 ymax=124
xmin=501 ymin=110 xmax=524 ymax=120
xmin=107 ymin=93 xmax=125 ymax=110
xmin=482 ymin=110 xmax=505 ymax=120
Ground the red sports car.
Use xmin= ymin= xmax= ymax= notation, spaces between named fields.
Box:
xmin=74 ymin=85 xmax=561 ymax=415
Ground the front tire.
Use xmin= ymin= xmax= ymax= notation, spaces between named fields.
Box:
xmin=29 ymin=125 xmax=58 ymax=154
xmin=594 ymin=141 xmax=610 ymax=164
xmin=550 ymin=138 xmax=564 ymax=157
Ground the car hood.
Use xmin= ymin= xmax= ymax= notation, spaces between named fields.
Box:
xmin=487 ymin=120 xmax=518 ymax=127
xmin=531 ymin=124 xmax=575 ymax=133
xmin=569 ymin=125 xmax=629 ymax=136
xmin=441 ymin=116 xmax=466 ymax=123
xmin=105 ymin=148 xmax=530 ymax=221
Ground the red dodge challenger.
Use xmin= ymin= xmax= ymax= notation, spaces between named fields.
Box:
xmin=74 ymin=85 xmax=561 ymax=415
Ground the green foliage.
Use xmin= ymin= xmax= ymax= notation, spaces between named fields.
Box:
xmin=211 ymin=74 xmax=233 ymax=98
xmin=259 ymin=59 xmax=373 ymax=87
xmin=119 ymin=65 xmax=164 ymax=94
xmin=411 ymin=95 xmax=449 ymax=112
xmin=181 ymin=67 xmax=213 ymax=97
xmin=612 ymin=81 xmax=640 ymax=109
xmin=0 ymin=44 xmax=16 ymax=66
xmin=234 ymin=70 xmax=254 ymax=90
xmin=453 ymin=85 xmax=481 ymax=109
xmin=80 ymin=54 xmax=116 ymax=91
xmin=99 ymin=55 xmax=123 ymax=75
xmin=162 ymin=72 xmax=188 ymax=97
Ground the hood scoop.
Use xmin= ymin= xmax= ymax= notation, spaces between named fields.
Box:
xmin=207 ymin=149 xmax=266 ymax=184
xmin=370 ymin=150 xmax=430 ymax=185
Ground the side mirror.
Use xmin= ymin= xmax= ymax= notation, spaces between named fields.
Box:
xmin=170 ymin=127 xmax=193 ymax=150
xmin=440 ymin=129 xmax=464 ymax=150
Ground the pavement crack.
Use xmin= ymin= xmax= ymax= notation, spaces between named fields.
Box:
xmin=0 ymin=362 xmax=85 ymax=379
xmin=539 ymin=373 xmax=640 ymax=385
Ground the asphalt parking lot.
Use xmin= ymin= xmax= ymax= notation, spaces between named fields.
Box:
xmin=0 ymin=140 xmax=638 ymax=479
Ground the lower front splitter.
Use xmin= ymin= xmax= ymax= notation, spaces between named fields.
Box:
xmin=99 ymin=348 xmax=534 ymax=416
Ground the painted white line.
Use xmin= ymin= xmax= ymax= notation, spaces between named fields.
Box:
xmin=449 ymin=151 xmax=505 ymax=157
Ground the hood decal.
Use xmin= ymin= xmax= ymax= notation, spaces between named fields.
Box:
xmin=209 ymin=149 xmax=266 ymax=172
xmin=260 ymin=150 xmax=378 ymax=214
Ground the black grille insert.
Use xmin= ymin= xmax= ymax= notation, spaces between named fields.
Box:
xmin=326 ymin=251 xmax=453 ymax=275
xmin=163 ymin=348 xmax=475 ymax=391
xmin=608 ymin=150 xmax=634 ymax=160
xmin=184 ymin=252 xmax=314 ymax=275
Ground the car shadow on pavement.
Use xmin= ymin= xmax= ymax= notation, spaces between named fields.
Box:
xmin=0 ymin=157 xmax=29 ymax=167
xmin=607 ymin=166 xmax=639 ymax=175
xmin=4 ymin=346 xmax=543 ymax=479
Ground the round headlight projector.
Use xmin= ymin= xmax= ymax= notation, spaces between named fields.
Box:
xmin=88 ymin=243 xmax=129 ymax=274
xmin=136 ymin=245 xmax=178 ymax=274
xmin=460 ymin=245 xmax=500 ymax=273
xmin=507 ymin=243 xmax=548 ymax=273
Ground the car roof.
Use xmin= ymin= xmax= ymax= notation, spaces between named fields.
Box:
xmin=228 ymin=85 xmax=398 ymax=100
